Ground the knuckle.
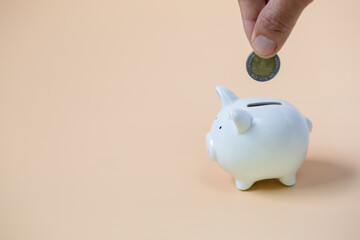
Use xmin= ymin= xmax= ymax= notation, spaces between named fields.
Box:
xmin=259 ymin=11 xmax=292 ymax=34
xmin=301 ymin=0 xmax=313 ymax=6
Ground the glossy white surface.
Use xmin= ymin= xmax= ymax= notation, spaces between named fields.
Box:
xmin=206 ymin=86 xmax=312 ymax=190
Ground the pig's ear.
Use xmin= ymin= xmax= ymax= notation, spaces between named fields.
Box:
xmin=216 ymin=86 xmax=239 ymax=108
xmin=305 ymin=117 xmax=312 ymax=133
xmin=228 ymin=109 xmax=252 ymax=134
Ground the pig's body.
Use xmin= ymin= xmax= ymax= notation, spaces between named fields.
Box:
xmin=206 ymin=87 xmax=312 ymax=190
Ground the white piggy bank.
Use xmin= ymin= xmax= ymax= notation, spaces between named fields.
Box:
xmin=206 ymin=86 xmax=312 ymax=190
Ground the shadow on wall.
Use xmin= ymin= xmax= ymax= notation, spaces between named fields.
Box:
xmin=203 ymin=158 xmax=357 ymax=194
xmin=296 ymin=159 xmax=355 ymax=189
xmin=248 ymin=159 xmax=356 ymax=192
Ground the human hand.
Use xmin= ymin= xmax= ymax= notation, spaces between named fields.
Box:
xmin=238 ymin=0 xmax=312 ymax=58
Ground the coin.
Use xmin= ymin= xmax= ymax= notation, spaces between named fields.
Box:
xmin=246 ymin=51 xmax=280 ymax=82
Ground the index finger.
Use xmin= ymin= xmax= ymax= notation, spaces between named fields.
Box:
xmin=238 ymin=0 xmax=267 ymax=43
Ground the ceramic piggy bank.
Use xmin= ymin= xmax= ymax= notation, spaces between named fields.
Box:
xmin=206 ymin=86 xmax=312 ymax=190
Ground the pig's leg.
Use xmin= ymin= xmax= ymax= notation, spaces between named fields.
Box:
xmin=279 ymin=174 xmax=296 ymax=186
xmin=235 ymin=179 xmax=254 ymax=190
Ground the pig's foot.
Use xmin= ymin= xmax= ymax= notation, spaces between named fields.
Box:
xmin=235 ymin=179 xmax=253 ymax=190
xmin=279 ymin=174 xmax=296 ymax=186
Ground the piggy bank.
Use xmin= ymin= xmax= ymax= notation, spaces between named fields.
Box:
xmin=206 ymin=86 xmax=312 ymax=190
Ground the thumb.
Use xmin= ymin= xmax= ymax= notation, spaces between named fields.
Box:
xmin=251 ymin=0 xmax=312 ymax=58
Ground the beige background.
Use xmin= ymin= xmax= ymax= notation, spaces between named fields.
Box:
xmin=1 ymin=0 xmax=359 ymax=239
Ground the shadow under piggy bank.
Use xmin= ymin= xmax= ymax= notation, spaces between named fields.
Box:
xmin=247 ymin=158 xmax=356 ymax=192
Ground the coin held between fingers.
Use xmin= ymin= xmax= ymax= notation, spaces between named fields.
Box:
xmin=246 ymin=51 xmax=280 ymax=82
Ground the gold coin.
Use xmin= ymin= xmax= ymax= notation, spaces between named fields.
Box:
xmin=246 ymin=52 xmax=280 ymax=82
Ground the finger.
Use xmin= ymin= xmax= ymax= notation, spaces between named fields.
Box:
xmin=251 ymin=0 xmax=312 ymax=58
xmin=238 ymin=0 xmax=266 ymax=44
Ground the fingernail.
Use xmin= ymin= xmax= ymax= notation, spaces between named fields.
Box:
xmin=252 ymin=35 xmax=276 ymax=57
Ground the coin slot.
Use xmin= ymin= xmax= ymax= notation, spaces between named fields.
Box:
xmin=247 ymin=102 xmax=282 ymax=107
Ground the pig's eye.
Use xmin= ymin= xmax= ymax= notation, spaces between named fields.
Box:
xmin=219 ymin=126 xmax=222 ymax=129
xmin=215 ymin=117 xmax=218 ymax=120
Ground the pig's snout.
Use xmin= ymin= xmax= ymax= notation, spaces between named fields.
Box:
xmin=206 ymin=133 xmax=216 ymax=161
